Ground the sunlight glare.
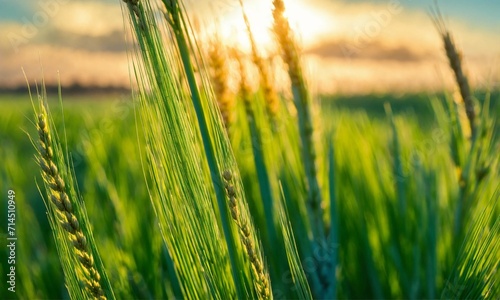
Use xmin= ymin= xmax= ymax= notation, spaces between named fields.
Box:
xmin=216 ymin=0 xmax=336 ymax=52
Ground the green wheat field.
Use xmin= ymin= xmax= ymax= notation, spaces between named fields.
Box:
xmin=0 ymin=0 xmax=498 ymax=299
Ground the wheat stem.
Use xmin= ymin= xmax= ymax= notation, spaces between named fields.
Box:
xmin=122 ymin=0 xmax=243 ymax=296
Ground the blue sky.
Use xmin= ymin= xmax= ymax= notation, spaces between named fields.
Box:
xmin=405 ymin=0 xmax=500 ymax=29
xmin=2 ymin=0 xmax=499 ymax=28
xmin=341 ymin=0 xmax=500 ymax=29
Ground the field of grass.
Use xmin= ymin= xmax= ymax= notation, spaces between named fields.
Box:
xmin=1 ymin=0 xmax=498 ymax=299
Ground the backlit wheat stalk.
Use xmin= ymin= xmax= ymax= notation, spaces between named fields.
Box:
xmin=122 ymin=0 xmax=272 ymax=298
xmin=208 ymin=37 xmax=233 ymax=130
xmin=430 ymin=8 xmax=494 ymax=242
xmin=239 ymin=0 xmax=280 ymax=126
xmin=234 ymin=49 xmax=253 ymax=113
xmin=431 ymin=9 xmax=476 ymax=139
xmin=272 ymin=0 xmax=324 ymax=239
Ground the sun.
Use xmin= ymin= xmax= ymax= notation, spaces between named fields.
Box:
xmin=279 ymin=0 xmax=335 ymax=44
xmin=214 ymin=0 xmax=336 ymax=51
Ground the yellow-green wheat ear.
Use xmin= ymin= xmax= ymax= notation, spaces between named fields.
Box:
xmin=37 ymin=105 xmax=107 ymax=300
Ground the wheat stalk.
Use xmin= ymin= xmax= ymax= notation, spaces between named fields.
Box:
xmin=272 ymin=0 xmax=323 ymax=239
xmin=430 ymin=7 xmax=488 ymax=241
xmin=222 ymin=170 xmax=271 ymax=300
xmin=239 ymin=0 xmax=280 ymax=126
xmin=123 ymin=1 xmax=271 ymax=297
xmin=37 ymin=104 xmax=106 ymax=300
xmin=271 ymin=1 xmax=336 ymax=298
xmin=431 ymin=9 xmax=476 ymax=139
xmin=208 ymin=38 xmax=233 ymax=130
xmin=233 ymin=49 xmax=252 ymax=110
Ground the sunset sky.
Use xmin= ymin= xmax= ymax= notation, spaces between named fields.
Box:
xmin=1 ymin=0 xmax=499 ymax=94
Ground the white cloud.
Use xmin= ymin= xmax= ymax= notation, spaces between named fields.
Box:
xmin=51 ymin=1 xmax=124 ymax=37
xmin=0 ymin=0 xmax=498 ymax=94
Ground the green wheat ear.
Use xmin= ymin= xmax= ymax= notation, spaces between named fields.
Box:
xmin=222 ymin=170 xmax=271 ymax=300
xmin=34 ymin=98 xmax=113 ymax=300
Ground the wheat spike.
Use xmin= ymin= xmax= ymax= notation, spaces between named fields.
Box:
xmin=431 ymin=9 xmax=476 ymax=138
xmin=222 ymin=170 xmax=271 ymax=300
xmin=239 ymin=0 xmax=280 ymax=124
xmin=37 ymin=105 xmax=106 ymax=300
